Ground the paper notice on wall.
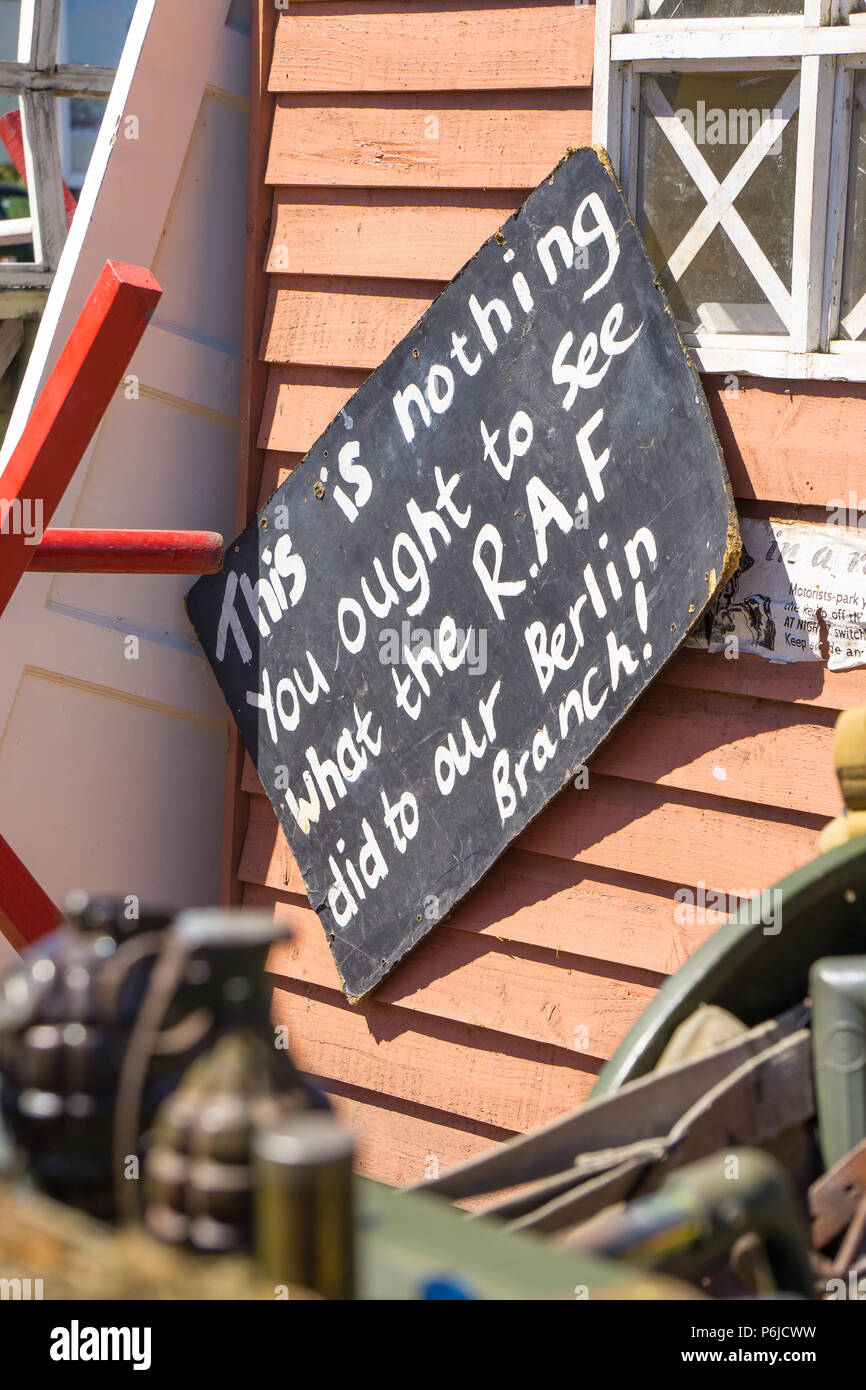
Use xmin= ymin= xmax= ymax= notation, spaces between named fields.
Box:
xmin=692 ymin=518 xmax=866 ymax=669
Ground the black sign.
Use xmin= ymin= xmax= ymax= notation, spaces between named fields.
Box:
xmin=187 ymin=147 xmax=738 ymax=1001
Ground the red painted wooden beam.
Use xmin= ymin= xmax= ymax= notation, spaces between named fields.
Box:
xmin=0 ymin=261 xmax=161 ymax=951
xmin=0 ymin=832 xmax=62 ymax=948
xmin=31 ymin=528 xmax=225 ymax=574
xmin=0 ymin=260 xmax=162 ymax=618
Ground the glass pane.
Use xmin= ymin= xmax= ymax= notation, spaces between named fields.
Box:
xmin=60 ymin=0 xmax=137 ymax=67
xmin=640 ymin=0 xmax=802 ymax=17
xmin=0 ymin=97 xmax=32 ymax=264
xmin=839 ymin=79 xmax=866 ymax=340
xmin=57 ymin=96 xmax=107 ymax=196
xmin=637 ymin=71 xmax=799 ymax=336
xmin=0 ymin=1 xmax=20 ymax=60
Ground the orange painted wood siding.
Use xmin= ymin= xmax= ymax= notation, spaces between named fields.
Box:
xmin=229 ymin=0 xmax=860 ymax=1186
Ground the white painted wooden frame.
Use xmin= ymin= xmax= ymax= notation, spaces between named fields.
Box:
xmin=0 ymin=0 xmax=117 ymax=293
xmin=592 ymin=0 xmax=866 ymax=379
xmin=0 ymin=0 xmax=249 ymax=940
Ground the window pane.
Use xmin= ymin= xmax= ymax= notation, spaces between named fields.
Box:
xmin=0 ymin=0 xmax=19 ymax=61
xmin=637 ymin=71 xmax=799 ymax=336
xmin=0 ymin=96 xmax=31 ymax=264
xmin=60 ymin=0 xmax=137 ymax=67
xmin=58 ymin=96 xmax=107 ymax=196
xmin=56 ymin=2 xmax=136 ymax=195
xmin=639 ymin=0 xmax=802 ymax=17
xmin=839 ymin=78 xmax=866 ymax=340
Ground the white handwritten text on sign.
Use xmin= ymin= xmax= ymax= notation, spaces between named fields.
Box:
xmin=187 ymin=149 xmax=738 ymax=999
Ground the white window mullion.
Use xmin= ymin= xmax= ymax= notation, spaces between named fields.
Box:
xmin=17 ymin=0 xmax=60 ymax=71
xmin=20 ymin=89 xmax=66 ymax=273
xmin=0 ymin=0 xmax=120 ymax=294
xmin=621 ymin=66 xmax=640 ymax=212
xmin=693 ymin=344 xmax=866 ymax=377
xmin=613 ymin=29 xmax=866 ymax=62
xmin=17 ymin=0 xmax=37 ymax=66
xmin=805 ymin=0 xmax=832 ymax=37
xmin=593 ymin=0 xmax=630 ymax=176
xmin=30 ymin=0 xmax=60 ymax=72
xmin=789 ymin=54 xmax=835 ymax=352
xmin=822 ymin=64 xmax=855 ymax=347
xmin=0 ymin=63 xmax=113 ymax=96
xmin=17 ymin=1 xmax=65 ymax=276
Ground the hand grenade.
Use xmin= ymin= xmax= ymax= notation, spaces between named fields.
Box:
xmin=0 ymin=893 xmax=172 ymax=1218
xmin=133 ymin=908 xmax=326 ymax=1248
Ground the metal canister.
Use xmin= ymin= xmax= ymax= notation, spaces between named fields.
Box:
xmin=811 ymin=955 xmax=866 ymax=1168
xmin=253 ymin=1111 xmax=355 ymax=1299
xmin=143 ymin=1030 xmax=316 ymax=1252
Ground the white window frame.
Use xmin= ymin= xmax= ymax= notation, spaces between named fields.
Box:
xmin=0 ymin=0 xmax=114 ymax=289
xmin=593 ymin=0 xmax=866 ymax=380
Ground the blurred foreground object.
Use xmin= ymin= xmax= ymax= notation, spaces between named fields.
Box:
xmin=0 ymin=897 xmax=703 ymax=1299
xmin=136 ymin=909 xmax=325 ymax=1252
xmin=818 ymin=706 xmax=866 ymax=853
xmin=0 ymin=894 xmax=172 ymax=1218
xmin=559 ymin=1149 xmax=813 ymax=1299
xmin=10 ymin=704 xmax=866 ymax=1298
xmin=0 ymin=1175 xmax=698 ymax=1301
xmin=254 ymin=1110 xmax=355 ymax=1300
xmin=0 ymin=1180 xmax=288 ymax=1300
xmin=811 ymin=956 xmax=866 ymax=1170
xmin=411 ymin=747 xmax=866 ymax=1298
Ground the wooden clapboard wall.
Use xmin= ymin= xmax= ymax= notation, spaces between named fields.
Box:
xmin=228 ymin=0 xmax=865 ymax=1187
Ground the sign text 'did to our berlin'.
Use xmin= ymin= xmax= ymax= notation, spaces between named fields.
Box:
xmin=187 ymin=148 xmax=738 ymax=1000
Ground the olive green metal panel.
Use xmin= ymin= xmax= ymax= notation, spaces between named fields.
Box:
xmin=811 ymin=956 xmax=866 ymax=1170
xmin=358 ymin=1180 xmax=700 ymax=1300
